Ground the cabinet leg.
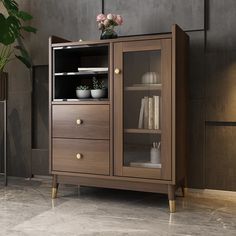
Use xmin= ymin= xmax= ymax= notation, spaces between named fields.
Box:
xmin=168 ymin=185 xmax=176 ymax=213
xmin=52 ymin=175 xmax=59 ymax=199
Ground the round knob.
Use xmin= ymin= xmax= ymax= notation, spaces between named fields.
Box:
xmin=114 ymin=68 xmax=121 ymax=74
xmin=76 ymin=153 xmax=82 ymax=160
xmin=76 ymin=119 xmax=83 ymax=125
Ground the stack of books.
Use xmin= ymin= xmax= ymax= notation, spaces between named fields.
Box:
xmin=138 ymin=96 xmax=160 ymax=129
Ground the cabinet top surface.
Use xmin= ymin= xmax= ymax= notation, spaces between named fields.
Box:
xmin=51 ymin=33 xmax=173 ymax=48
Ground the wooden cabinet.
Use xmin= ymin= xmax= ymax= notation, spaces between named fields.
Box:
xmin=49 ymin=25 xmax=189 ymax=213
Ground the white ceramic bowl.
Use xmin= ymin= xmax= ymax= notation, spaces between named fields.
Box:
xmin=91 ymin=89 xmax=106 ymax=99
xmin=76 ymin=89 xmax=91 ymax=99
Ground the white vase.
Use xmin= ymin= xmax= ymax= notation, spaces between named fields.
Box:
xmin=150 ymin=147 xmax=161 ymax=164
xmin=91 ymin=89 xmax=106 ymax=99
xmin=76 ymin=89 xmax=91 ymax=99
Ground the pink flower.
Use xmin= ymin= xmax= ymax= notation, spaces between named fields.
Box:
xmin=98 ymin=22 xmax=104 ymax=30
xmin=96 ymin=13 xmax=106 ymax=22
xmin=107 ymin=13 xmax=113 ymax=20
xmin=115 ymin=15 xmax=123 ymax=25
xmin=104 ymin=19 xmax=110 ymax=27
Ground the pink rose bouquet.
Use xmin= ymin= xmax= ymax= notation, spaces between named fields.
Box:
xmin=96 ymin=13 xmax=123 ymax=39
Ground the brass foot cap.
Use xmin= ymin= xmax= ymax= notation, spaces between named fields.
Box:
xmin=52 ymin=188 xmax=58 ymax=199
xmin=169 ymin=200 xmax=176 ymax=213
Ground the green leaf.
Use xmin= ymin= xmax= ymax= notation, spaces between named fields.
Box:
xmin=17 ymin=11 xmax=33 ymax=21
xmin=0 ymin=14 xmax=20 ymax=45
xmin=15 ymin=54 xmax=31 ymax=68
xmin=21 ymin=26 xmax=37 ymax=33
xmin=2 ymin=0 xmax=18 ymax=12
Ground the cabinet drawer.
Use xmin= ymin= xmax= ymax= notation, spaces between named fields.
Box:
xmin=52 ymin=105 xmax=109 ymax=139
xmin=52 ymin=138 xmax=109 ymax=175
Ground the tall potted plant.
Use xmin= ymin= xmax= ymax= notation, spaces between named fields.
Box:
xmin=0 ymin=0 xmax=36 ymax=100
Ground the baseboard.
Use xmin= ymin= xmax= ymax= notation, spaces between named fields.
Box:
xmin=185 ymin=188 xmax=236 ymax=201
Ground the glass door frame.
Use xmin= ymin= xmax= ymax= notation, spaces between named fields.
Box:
xmin=114 ymin=39 xmax=172 ymax=180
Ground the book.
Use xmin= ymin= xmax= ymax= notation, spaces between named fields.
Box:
xmin=143 ymin=96 xmax=149 ymax=129
xmin=148 ymin=97 xmax=154 ymax=129
xmin=138 ymin=98 xmax=145 ymax=128
xmin=138 ymin=96 xmax=160 ymax=130
xmin=153 ymin=96 xmax=160 ymax=129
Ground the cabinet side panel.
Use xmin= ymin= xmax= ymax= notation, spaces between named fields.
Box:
xmin=172 ymin=25 xmax=189 ymax=185
xmin=49 ymin=37 xmax=52 ymax=173
xmin=161 ymin=39 xmax=172 ymax=180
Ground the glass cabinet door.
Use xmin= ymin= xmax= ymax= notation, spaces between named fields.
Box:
xmin=114 ymin=39 xmax=172 ymax=180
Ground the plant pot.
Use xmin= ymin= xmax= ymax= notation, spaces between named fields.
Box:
xmin=91 ymin=89 xmax=107 ymax=99
xmin=76 ymin=89 xmax=91 ymax=99
xmin=0 ymin=72 xmax=7 ymax=101
xmin=100 ymin=27 xmax=118 ymax=40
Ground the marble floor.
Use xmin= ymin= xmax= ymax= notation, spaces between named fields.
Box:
xmin=0 ymin=177 xmax=236 ymax=236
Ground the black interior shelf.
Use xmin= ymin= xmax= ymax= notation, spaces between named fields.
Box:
xmin=53 ymin=44 xmax=109 ymax=100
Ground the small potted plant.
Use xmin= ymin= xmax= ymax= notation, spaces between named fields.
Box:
xmin=91 ymin=78 xmax=107 ymax=99
xmin=76 ymin=85 xmax=91 ymax=99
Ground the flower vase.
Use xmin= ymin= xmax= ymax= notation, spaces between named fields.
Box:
xmin=100 ymin=27 xmax=118 ymax=40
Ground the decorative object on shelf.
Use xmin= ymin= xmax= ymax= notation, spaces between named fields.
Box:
xmin=91 ymin=77 xmax=107 ymax=98
xmin=96 ymin=13 xmax=123 ymax=40
xmin=76 ymin=85 xmax=91 ymax=99
xmin=141 ymin=72 xmax=159 ymax=84
xmin=138 ymin=96 xmax=160 ymax=129
xmin=150 ymin=142 xmax=161 ymax=164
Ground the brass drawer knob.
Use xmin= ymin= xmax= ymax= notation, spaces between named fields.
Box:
xmin=76 ymin=119 xmax=83 ymax=125
xmin=76 ymin=153 xmax=82 ymax=160
xmin=114 ymin=68 xmax=121 ymax=74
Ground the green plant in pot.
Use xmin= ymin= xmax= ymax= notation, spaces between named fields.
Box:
xmin=91 ymin=77 xmax=107 ymax=99
xmin=0 ymin=0 xmax=37 ymax=100
xmin=76 ymin=85 xmax=91 ymax=99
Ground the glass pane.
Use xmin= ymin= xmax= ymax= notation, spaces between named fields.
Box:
xmin=123 ymin=50 xmax=162 ymax=169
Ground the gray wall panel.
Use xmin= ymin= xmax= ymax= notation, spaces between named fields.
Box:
xmin=7 ymin=91 xmax=31 ymax=177
xmin=104 ymin=0 xmax=204 ymax=36
xmin=32 ymin=66 xmax=48 ymax=149
xmin=30 ymin=0 xmax=102 ymax=65
xmin=206 ymin=125 xmax=236 ymax=191
xmin=205 ymin=51 xmax=236 ymax=121
xmin=207 ymin=0 xmax=236 ymax=52
xmin=188 ymin=31 xmax=205 ymax=100
xmin=188 ymin=100 xmax=205 ymax=188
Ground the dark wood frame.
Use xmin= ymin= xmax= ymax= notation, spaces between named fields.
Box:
xmin=49 ymin=25 xmax=189 ymax=212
